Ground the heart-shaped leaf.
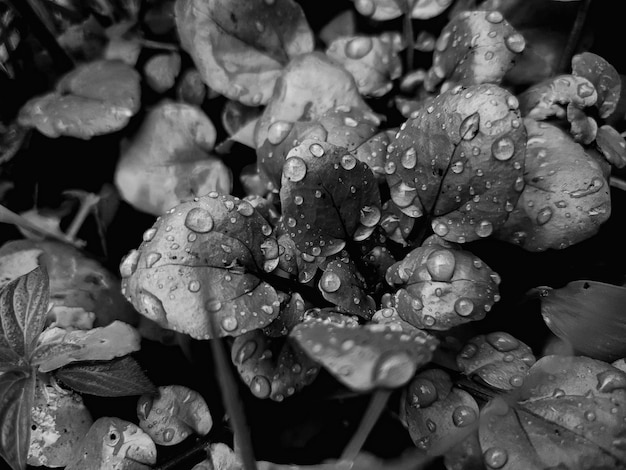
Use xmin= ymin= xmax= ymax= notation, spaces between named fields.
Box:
xmin=175 ymin=0 xmax=314 ymax=106
xmin=456 ymin=332 xmax=536 ymax=390
xmin=232 ymin=328 xmax=320 ymax=401
xmin=18 ymin=60 xmax=140 ymax=139
xmin=55 ymin=356 xmax=156 ymax=397
xmin=121 ymin=193 xmax=280 ymax=339
xmin=494 ymin=119 xmax=610 ymax=251
xmin=385 ymin=84 xmax=526 ymax=243
xmin=31 ymin=321 xmax=141 ymax=373
xmin=280 ymin=140 xmax=381 ymax=257
xmin=424 ymin=11 xmax=525 ymax=92
xmin=291 ymin=308 xmax=438 ymax=391
xmin=0 ymin=266 xmax=49 ymax=358
xmin=0 ymin=370 xmax=36 ymax=470
xmin=114 ymin=100 xmax=231 ymax=216
xmin=386 ymin=235 xmax=501 ymax=330
xmin=572 ymin=52 xmax=621 ymax=119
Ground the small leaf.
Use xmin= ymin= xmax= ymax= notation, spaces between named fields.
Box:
xmin=319 ymin=257 xmax=376 ymax=319
xmin=0 ymin=266 xmax=49 ymax=358
xmin=0 ymin=346 xmax=26 ymax=372
xmin=572 ymin=52 xmax=622 ymax=119
xmin=519 ymin=75 xmax=597 ymax=121
xmin=54 ymin=356 xmax=156 ymax=397
xmin=0 ymin=370 xmax=36 ymax=470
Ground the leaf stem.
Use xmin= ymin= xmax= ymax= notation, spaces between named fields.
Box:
xmin=403 ymin=1 xmax=415 ymax=72
xmin=557 ymin=0 xmax=592 ymax=74
xmin=610 ymin=176 xmax=626 ymax=192
xmin=340 ymin=389 xmax=392 ymax=462
xmin=154 ymin=434 xmax=213 ymax=470
xmin=64 ymin=193 xmax=100 ymax=242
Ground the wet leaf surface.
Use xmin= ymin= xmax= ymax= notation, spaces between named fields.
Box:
xmin=572 ymin=52 xmax=622 ymax=119
xmin=319 ymin=256 xmax=376 ymax=319
xmin=0 ymin=370 xmax=36 ymax=470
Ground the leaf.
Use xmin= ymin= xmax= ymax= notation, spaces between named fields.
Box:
xmin=572 ymin=52 xmax=621 ymax=119
xmin=231 ymin=329 xmax=320 ymax=401
xmin=326 ymin=35 xmax=403 ymax=97
xmin=595 ymin=125 xmax=626 ymax=169
xmin=18 ymin=60 xmax=141 ymax=140
xmin=120 ymin=194 xmax=281 ymax=339
xmin=456 ymin=332 xmax=536 ymax=390
xmin=539 ymin=281 xmax=626 ymax=362
xmin=32 ymin=321 xmax=142 ymax=373
xmin=411 ymin=0 xmax=454 ymax=19
xmin=144 ymin=52 xmax=181 ymax=93
xmin=494 ymin=119 xmax=611 ymax=251
xmin=319 ymin=257 xmax=376 ymax=319
xmin=0 ymin=370 xmax=36 ymax=470
xmin=177 ymin=68 xmax=208 ymax=106
xmin=0 ymin=266 xmax=49 ymax=358
xmin=386 ymin=235 xmax=501 ymax=330
xmin=291 ymin=308 xmax=438 ymax=392
xmin=137 ymin=385 xmax=212 ymax=445
xmin=280 ymin=140 xmax=382 ymax=257
xmin=114 ymin=100 xmax=232 ymax=216
xmin=424 ymin=11 xmax=525 ymax=92
xmin=55 ymin=356 xmax=156 ymax=397
xmin=175 ymin=0 xmax=314 ymax=106
xmin=386 ymin=84 xmax=527 ymax=243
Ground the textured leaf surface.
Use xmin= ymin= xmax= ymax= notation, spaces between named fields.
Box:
xmin=0 ymin=370 xmax=36 ymax=470
xmin=572 ymin=52 xmax=621 ymax=119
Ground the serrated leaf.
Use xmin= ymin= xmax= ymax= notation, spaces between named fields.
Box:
xmin=0 ymin=266 xmax=49 ymax=358
xmin=55 ymin=356 xmax=156 ymax=397
xmin=31 ymin=321 xmax=142 ymax=373
xmin=0 ymin=370 xmax=36 ymax=470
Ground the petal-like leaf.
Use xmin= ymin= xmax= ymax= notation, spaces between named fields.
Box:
xmin=175 ymin=0 xmax=314 ymax=106
xmin=494 ymin=119 xmax=610 ymax=251
xmin=121 ymin=194 xmax=280 ymax=339
xmin=0 ymin=266 xmax=49 ymax=358
xmin=232 ymin=329 xmax=320 ymax=401
xmin=386 ymin=84 xmax=526 ymax=243
xmin=55 ymin=356 xmax=156 ymax=397
xmin=572 ymin=52 xmax=621 ymax=119
xmin=32 ymin=321 xmax=141 ymax=373
xmin=0 ymin=370 xmax=36 ymax=470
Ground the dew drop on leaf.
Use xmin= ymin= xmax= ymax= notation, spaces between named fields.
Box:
xmin=221 ymin=316 xmax=238 ymax=332
xmin=492 ymin=136 xmax=515 ymax=161
xmin=188 ymin=281 xmax=201 ymax=293
xmin=459 ymin=112 xmax=480 ymax=141
xmin=320 ymin=272 xmax=342 ymax=293
xmin=452 ymin=405 xmax=477 ymax=427
xmin=284 ymin=157 xmax=308 ymax=182
xmin=120 ymin=250 xmax=140 ymax=277
xmin=536 ymin=207 xmax=553 ymax=225
xmin=185 ymin=208 xmax=214 ymax=233
xmin=143 ymin=228 xmax=157 ymax=242
xmin=145 ymin=252 xmax=162 ymax=268
xmin=483 ymin=447 xmax=508 ymax=469
xmin=340 ymin=154 xmax=357 ymax=170
xmin=346 ymin=37 xmax=373 ymax=59
xmin=475 ymin=220 xmax=494 ymax=238
xmin=237 ymin=341 xmax=257 ymax=364
xmin=309 ymin=143 xmax=325 ymax=157
xmin=426 ymin=249 xmax=456 ymax=281
xmin=250 ymin=375 xmax=271 ymax=398
xmin=454 ymin=298 xmax=474 ymax=317
xmin=401 ymin=148 xmax=417 ymax=169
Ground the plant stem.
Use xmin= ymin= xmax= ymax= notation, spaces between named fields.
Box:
xmin=610 ymin=176 xmax=626 ymax=192
xmin=403 ymin=1 xmax=415 ymax=72
xmin=557 ymin=0 xmax=592 ymax=74
xmin=154 ymin=435 xmax=213 ymax=470
xmin=64 ymin=193 xmax=100 ymax=242
xmin=340 ymin=389 xmax=392 ymax=462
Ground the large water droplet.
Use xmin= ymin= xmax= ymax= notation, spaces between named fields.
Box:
xmin=401 ymin=148 xmax=417 ymax=169
xmin=475 ymin=220 xmax=493 ymax=238
xmin=145 ymin=252 xmax=162 ymax=268
xmin=423 ymin=315 xmax=436 ymax=327
xmin=188 ymin=280 xmax=201 ymax=293
xmin=486 ymin=332 xmax=519 ymax=352
xmin=143 ymin=228 xmax=157 ymax=242
xmin=250 ymin=375 xmax=271 ymax=398
xmin=509 ymin=375 xmax=524 ymax=387
xmin=346 ymin=37 xmax=373 ymax=59
xmin=140 ymin=291 xmax=167 ymax=323
xmin=341 ymin=154 xmax=357 ymax=170
xmin=267 ymin=121 xmax=293 ymax=145
xmin=426 ymin=249 xmax=456 ymax=281
xmin=505 ymin=33 xmax=526 ymax=53
xmin=452 ymin=406 xmax=477 ymax=427
xmin=185 ymin=207 xmax=214 ymax=233
xmin=320 ymin=272 xmax=342 ymax=293
xmin=284 ymin=157 xmax=307 ymax=182
xmin=460 ymin=112 xmax=480 ymax=140
xmin=360 ymin=206 xmax=381 ymax=227
xmin=536 ymin=207 xmax=553 ymax=225
xmin=451 ymin=161 xmax=464 ymax=173
xmin=410 ymin=378 xmax=438 ymax=408
xmin=237 ymin=340 xmax=257 ymax=363
xmin=492 ymin=136 xmax=515 ymax=161
xmin=221 ymin=316 xmax=238 ymax=332
xmin=486 ymin=11 xmax=503 ymax=23
xmin=309 ymin=143 xmax=325 ymax=157
xmin=207 ymin=300 xmax=222 ymax=312
xmin=237 ymin=201 xmax=254 ymax=216
xmin=483 ymin=447 xmax=508 ymax=469
xmin=120 ymin=250 xmax=140 ymax=278
xmin=432 ymin=221 xmax=449 ymax=237
xmin=426 ymin=419 xmax=437 ymax=433
xmin=454 ymin=298 xmax=474 ymax=317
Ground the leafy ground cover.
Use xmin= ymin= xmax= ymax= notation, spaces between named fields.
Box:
xmin=3 ymin=0 xmax=626 ymax=469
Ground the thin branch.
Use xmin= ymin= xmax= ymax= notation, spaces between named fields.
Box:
xmin=154 ymin=435 xmax=213 ymax=470
xmin=557 ymin=0 xmax=592 ymax=74
xmin=610 ymin=176 xmax=626 ymax=192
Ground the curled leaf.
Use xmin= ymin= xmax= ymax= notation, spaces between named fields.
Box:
xmin=572 ymin=52 xmax=621 ymax=119
xmin=121 ymin=194 xmax=280 ymax=339
xmin=175 ymin=0 xmax=314 ymax=106
xmin=494 ymin=119 xmax=611 ymax=251
xmin=386 ymin=235 xmax=501 ymax=331
xmin=456 ymin=332 xmax=536 ymax=390
xmin=137 ymin=385 xmax=212 ymax=445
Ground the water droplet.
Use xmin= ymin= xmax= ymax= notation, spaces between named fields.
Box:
xmin=507 ymin=95 xmax=519 ymax=110
xmin=237 ymin=341 xmax=257 ymax=363
xmin=492 ymin=136 xmax=515 ymax=161
xmin=237 ymin=201 xmax=254 ymax=216
xmin=346 ymin=37 xmax=373 ymax=59
xmin=267 ymin=121 xmax=293 ymax=145
xmin=505 ymin=33 xmax=526 ymax=53
xmin=262 ymin=225 xmax=272 ymax=236
xmin=425 ymin=250 xmax=455 ymax=282
xmin=143 ymin=228 xmax=157 ymax=242
xmin=188 ymin=281 xmax=201 ymax=293
xmin=423 ymin=315 xmax=436 ymax=327
xmin=460 ymin=344 xmax=477 ymax=359
xmin=553 ymin=388 xmax=565 ymax=398
xmin=484 ymin=447 xmax=508 ymax=468
xmin=261 ymin=305 xmax=274 ymax=315
xmin=486 ymin=332 xmax=519 ymax=352
xmin=475 ymin=220 xmax=493 ymax=238
xmin=221 ymin=316 xmax=238 ymax=332
xmin=432 ymin=221 xmax=449 ymax=237
xmin=341 ymin=154 xmax=357 ymax=170
xmin=311 ymin=246 xmax=321 ymax=256
xmin=250 ymin=375 xmax=271 ymax=398
xmin=509 ymin=375 xmax=524 ymax=387
xmin=294 ymin=195 xmax=303 ymax=205
xmin=411 ymin=298 xmax=423 ymax=311
xmin=163 ymin=428 xmax=175 ymax=442
xmin=536 ymin=207 xmax=553 ymax=225
xmin=344 ymin=116 xmax=358 ymax=127
xmin=426 ymin=419 xmax=437 ymax=432
xmin=584 ymin=410 xmax=596 ymax=422
xmin=452 ymin=406 xmax=477 ymax=427
xmin=140 ymin=291 xmax=167 ymax=323
xmin=401 ymin=148 xmax=417 ymax=169
xmin=597 ymin=371 xmax=626 ymax=393
xmin=385 ymin=161 xmax=397 ymax=174
xmin=486 ymin=11 xmax=503 ymax=23
xmin=207 ymin=300 xmax=222 ymax=312
xmin=360 ymin=206 xmax=381 ymax=227
xmin=455 ymin=298 xmax=474 ymax=317
xmin=484 ymin=51 xmax=494 ymax=60
xmin=320 ymin=272 xmax=341 ymax=293
xmin=120 ymin=250 xmax=140 ymax=278
xmin=410 ymin=378 xmax=438 ymax=408
xmin=284 ymin=157 xmax=307 ymax=182
xmin=185 ymin=208 xmax=214 ymax=233
xmin=309 ymin=143 xmax=325 ymax=157
xmin=292 ymin=363 xmax=302 ymax=374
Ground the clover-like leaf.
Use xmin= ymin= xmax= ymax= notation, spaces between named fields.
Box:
xmin=28 ymin=382 xmax=93 ymax=468
xmin=319 ymin=256 xmax=376 ymax=319
xmin=456 ymin=332 xmax=536 ymax=390
xmin=175 ymin=0 xmax=314 ymax=106
xmin=326 ymin=35 xmax=402 ymax=97
xmin=479 ymin=356 xmax=626 ymax=470
xmin=232 ymin=328 xmax=320 ymax=401
xmin=386 ymin=84 xmax=526 ymax=243
xmin=539 ymin=281 xmax=626 ymax=362
xmin=0 ymin=266 xmax=49 ymax=358
xmin=596 ymin=125 xmax=626 ymax=169
xmin=254 ymin=52 xmax=372 ymax=148
xmin=114 ymin=100 xmax=231 ymax=216
xmin=291 ymin=308 xmax=438 ymax=391
xmin=31 ymin=321 xmax=141 ymax=373
xmin=402 ymin=368 xmax=479 ymax=455
xmin=494 ymin=119 xmax=611 ymax=251
xmin=137 ymin=385 xmax=212 ymax=445
xmin=280 ymin=140 xmax=382 ymax=257
xmin=0 ymin=239 xmax=137 ymax=327
xmin=18 ymin=60 xmax=140 ymax=139
xmin=386 ymin=235 xmax=501 ymax=331
xmin=65 ymin=417 xmax=157 ymax=470
xmin=424 ymin=11 xmax=525 ymax=92
xmin=572 ymin=52 xmax=621 ymax=119
xmin=121 ymin=194 xmax=280 ymax=339
xmin=0 ymin=370 xmax=36 ymax=470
